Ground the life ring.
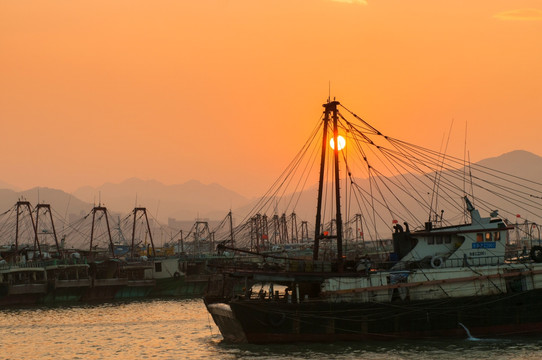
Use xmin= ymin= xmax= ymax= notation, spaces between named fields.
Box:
xmin=531 ymin=246 xmax=542 ymax=263
xmin=431 ymin=256 xmax=444 ymax=269
xmin=173 ymin=271 xmax=181 ymax=279
xmin=267 ymin=312 xmax=286 ymax=327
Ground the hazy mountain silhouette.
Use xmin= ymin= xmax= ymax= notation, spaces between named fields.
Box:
xmin=0 ymin=187 xmax=99 ymax=233
xmin=475 ymin=150 xmax=542 ymax=177
xmin=0 ymin=180 xmax=20 ymax=192
xmin=227 ymin=150 xmax=542 ymax=234
xmin=73 ymin=178 xmax=250 ymax=223
xmin=0 ymin=187 xmax=90 ymax=214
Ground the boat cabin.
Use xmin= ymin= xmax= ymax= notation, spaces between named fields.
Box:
xmin=392 ymin=197 xmax=510 ymax=270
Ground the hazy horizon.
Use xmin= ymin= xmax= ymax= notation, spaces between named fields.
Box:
xmin=0 ymin=149 xmax=542 ymax=200
xmin=0 ymin=149 xmax=538 ymax=199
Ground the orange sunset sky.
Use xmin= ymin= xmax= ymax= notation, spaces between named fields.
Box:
xmin=1 ymin=0 xmax=541 ymax=198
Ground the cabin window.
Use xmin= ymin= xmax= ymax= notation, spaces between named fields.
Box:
xmin=428 ymin=236 xmax=435 ymax=245
xmin=444 ymin=235 xmax=452 ymax=244
xmin=494 ymin=231 xmax=501 ymax=241
xmin=436 ymin=236 xmax=443 ymax=245
xmin=476 ymin=233 xmax=483 ymax=242
xmin=485 ymin=232 xmax=492 ymax=242
xmin=155 ymin=262 xmax=162 ymax=272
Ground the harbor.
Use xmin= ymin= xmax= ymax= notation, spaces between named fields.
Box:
xmin=2 ymin=0 xmax=541 ymax=357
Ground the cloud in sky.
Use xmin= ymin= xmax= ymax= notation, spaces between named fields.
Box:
xmin=330 ymin=0 xmax=368 ymax=5
xmin=494 ymin=8 xmax=542 ymax=21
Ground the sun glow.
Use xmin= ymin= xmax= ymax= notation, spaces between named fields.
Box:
xmin=330 ymin=135 xmax=346 ymax=150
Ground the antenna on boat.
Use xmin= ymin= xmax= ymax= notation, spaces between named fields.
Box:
xmin=468 ymin=152 xmax=475 ymax=202
xmin=155 ymin=200 xmax=160 ymax=223
xmin=62 ymin=193 xmax=72 ymax=236
xmin=462 ymin=121 xmax=476 ymax=223
xmin=430 ymin=119 xmax=454 ymax=224
xmin=228 ymin=210 xmax=234 ymax=247
xmin=463 ymin=121 xmax=468 ymax=223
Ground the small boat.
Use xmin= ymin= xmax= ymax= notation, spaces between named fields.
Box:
xmin=204 ymin=99 xmax=542 ymax=343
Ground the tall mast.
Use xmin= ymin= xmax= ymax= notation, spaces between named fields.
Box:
xmin=313 ymin=102 xmax=330 ymax=260
xmin=228 ymin=210 xmax=234 ymax=247
xmin=36 ymin=204 xmax=63 ymax=259
xmin=89 ymin=206 xmax=115 ymax=260
xmin=291 ymin=212 xmax=298 ymax=243
xmin=15 ymin=201 xmax=41 ymax=257
xmin=332 ymin=101 xmax=343 ymax=270
xmin=131 ymin=207 xmax=156 ymax=258
xmin=313 ymin=99 xmax=343 ymax=269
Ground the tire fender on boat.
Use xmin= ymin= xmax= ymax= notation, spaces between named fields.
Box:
xmin=174 ymin=271 xmax=181 ymax=279
xmin=431 ymin=256 xmax=444 ymax=269
xmin=531 ymin=246 xmax=542 ymax=263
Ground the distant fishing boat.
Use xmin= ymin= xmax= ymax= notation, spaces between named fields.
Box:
xmin=0 ymin=202 xmax=52 ymax=305
xmin=204 ymin=99 xmax=542 ymax=343
xmin=0 ymin=202 xmax=246 ymax=306
xmin=0 ymin=262 xmax=48 ymax=306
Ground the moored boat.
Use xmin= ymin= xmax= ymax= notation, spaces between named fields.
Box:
xmin=0 ymin=262 xmax=47 ymax=306
xmin=43 ymin=259 xmax=91 ymax=303
xmin=204 ymin=99 xmax=542 ymax=343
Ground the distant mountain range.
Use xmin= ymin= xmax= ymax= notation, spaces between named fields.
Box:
xmin=0 ymin=150 xmax=541 ymax=227
xmin=0 ymin=187 xmax=93 ymax=219
xmin=475 ymin=150 xmax=542 ymax=176
xmin=73 ymin=178 xmax=250 ymax=222
xmin=0 ymin=178 xmax=251 ymax=225
xmin=0 ymin=180 xmax=20 ymax=192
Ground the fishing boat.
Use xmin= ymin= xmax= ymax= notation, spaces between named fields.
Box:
xmin=0 ymin=261 xmax=48 ymax=306
xmin=204 ymin=99 xmax=542 ymax=343
xmin=0 ymin=202 xmax=249 ymax=306
xmin=0 ymin=202 xmax=60 ymax=305
xmin=43 ymin=258 xmax=91 ymax=303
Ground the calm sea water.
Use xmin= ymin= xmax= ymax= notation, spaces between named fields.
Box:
xmin=1 ymin=298 xmax=542 ymax=360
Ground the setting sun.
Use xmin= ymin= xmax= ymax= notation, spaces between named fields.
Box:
xmin=0 ymin=0 xmax=541 ymax=200
xmin=330 ymin=135 xmax=346 ymax=151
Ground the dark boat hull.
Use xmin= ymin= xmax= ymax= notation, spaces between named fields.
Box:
xmin=0 ymin=283 xmax=47 ymax=306
xmin=42 ymin=279 xmax=92 ymax=303
xmin=208 ymin=288 xmax=542 ymax=343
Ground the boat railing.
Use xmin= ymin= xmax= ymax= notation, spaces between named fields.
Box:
xmin=0 ymin=257 xmax=89 ymax=271
xmin=214 ymin=258 xmax=335 ymax=273
xmin=445 ymin=255 xmax=505 ymax=268
xmin=120 ymin=260 xmax=154 ymax=269
xmin=218 ymin=254 xmax=536 ymax=274
xmin=284 ymin=260 xmax=333 ymax=272
xmin=44 ymin=258 xmax=89 ymax=266
xmin=0 ymin=260 xmax=47 ymax=270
